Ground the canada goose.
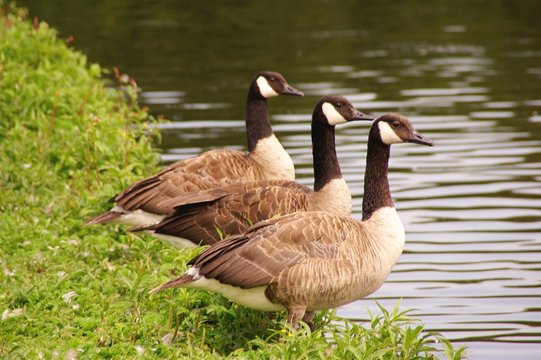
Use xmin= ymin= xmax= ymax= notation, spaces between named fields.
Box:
xmin=131 ymin=96 xmax=373 ymax=248
xmin=86 ymin=71 xmax=303 ymax=227
xmin=150 ymin=114 xmax=433 ymax=329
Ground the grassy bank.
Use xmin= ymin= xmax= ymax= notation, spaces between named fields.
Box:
xmin=0 ymin=2 xmax=464 ymax=358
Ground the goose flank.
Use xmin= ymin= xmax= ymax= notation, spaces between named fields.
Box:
xmin=150 ymin=114 xmax=434 ymax=329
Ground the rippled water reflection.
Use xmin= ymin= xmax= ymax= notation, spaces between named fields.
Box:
xmin=21 ymin=0 xmax=541 ymax=358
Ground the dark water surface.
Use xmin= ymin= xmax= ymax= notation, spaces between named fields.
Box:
xmin=21 ymin=1 xmax=541 ymax=358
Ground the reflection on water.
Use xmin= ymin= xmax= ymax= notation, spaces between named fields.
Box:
xmin=20 ymin=0 xmax=541 ymax=358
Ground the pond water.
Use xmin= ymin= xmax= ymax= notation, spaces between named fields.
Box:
xmin=21 ymin=0 xmax=541 ymax=358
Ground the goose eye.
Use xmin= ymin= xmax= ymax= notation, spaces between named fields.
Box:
xmin=336 ymin=102 xmax=342 ymax=108
xmin=269 ymin=77 xmax=275 ymax=82
xmin=392 ymin=121 xmax=401 ymax=127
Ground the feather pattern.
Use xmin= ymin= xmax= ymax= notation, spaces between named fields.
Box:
xmin=114 ymin=150 xmax=273 ymax=215
xmin=159 ymin=209 xmax=404 ymax=311
xmin=134 ymin=96 xmax=372 ymax=246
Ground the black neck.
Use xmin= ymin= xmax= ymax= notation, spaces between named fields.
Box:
xmin=362 ymin=126 xmax=394 ymax=220
xmin=312 ymin=109 xmax=342 ymax=191
xmin=246 ymin=87 xmax=273 ymax=153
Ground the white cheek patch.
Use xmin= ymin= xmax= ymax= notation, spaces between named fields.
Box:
xmin=256 ymin=76 xmax=279 ymax=98
xmin=322 ymin=102 xmax=347 ymax=125
xmin=378 ymin=122 xmax=403 ymax=145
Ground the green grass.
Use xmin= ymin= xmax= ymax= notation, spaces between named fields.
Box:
xmin=0 ymin=2 xmax=465 ymax=358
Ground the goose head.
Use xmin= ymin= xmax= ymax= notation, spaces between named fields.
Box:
xmin=374 ymin=113 xmax=434 ymax=147
xmin=253 ymin=71 xmax=304 ymax=98
xmin=316 ymin=95 xmax=374 ymax=126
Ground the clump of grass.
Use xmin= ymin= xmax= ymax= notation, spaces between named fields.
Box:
xmin=242 ymin=304 xmax=466 ymax=359
xmin=0 ymin=2 xmax=465 ymax=358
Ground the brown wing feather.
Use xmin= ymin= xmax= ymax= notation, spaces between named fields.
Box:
xmin=192 ymin=212 xmax=353 ymax=289
xmin=142 ymin=182 xmax=312 ymax=245
xmin=113 ymin=149 xmax=267 ymax=214
xmin=157 ymin=179 xmax=296 ymax=209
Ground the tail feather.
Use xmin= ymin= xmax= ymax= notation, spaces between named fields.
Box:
xmin=149 ymin=275 xmax=195 ymax=294
xmin=85 ymin=210 xmax=123 ymax=225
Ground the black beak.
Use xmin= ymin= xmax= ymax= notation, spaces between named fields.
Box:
xmin=281 ymin=84 xmax=304 ymax=97
xmin=350 ymin=109 xmax=374 ymax=121
xmin=407 ymin=132 xmax=434 ymax=146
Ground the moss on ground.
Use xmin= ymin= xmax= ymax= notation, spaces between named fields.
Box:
xmin=0 ymin=2 xmax=464 ymax=359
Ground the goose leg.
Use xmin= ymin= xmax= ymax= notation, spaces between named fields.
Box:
xmin=287 ymin=305 xmax=306 ymax=330
xmin=302 ymin=311 xmax=315 ymax=331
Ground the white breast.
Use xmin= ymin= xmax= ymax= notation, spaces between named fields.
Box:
xmin=251 ymin=134 xmax=295 ymax=180
xmin=364 ymin=207 xmax=405 ymax=263
xmin=310 ymin=178 xmax=352 ymax=216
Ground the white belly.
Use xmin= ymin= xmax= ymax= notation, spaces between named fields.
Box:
xmin=111 ymin=207 xmax=166 ymax=227
xmin=187 ymin=277 xmax=285 ymax=312
xmin=148 ymin=231 xmax=199 ymax=249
